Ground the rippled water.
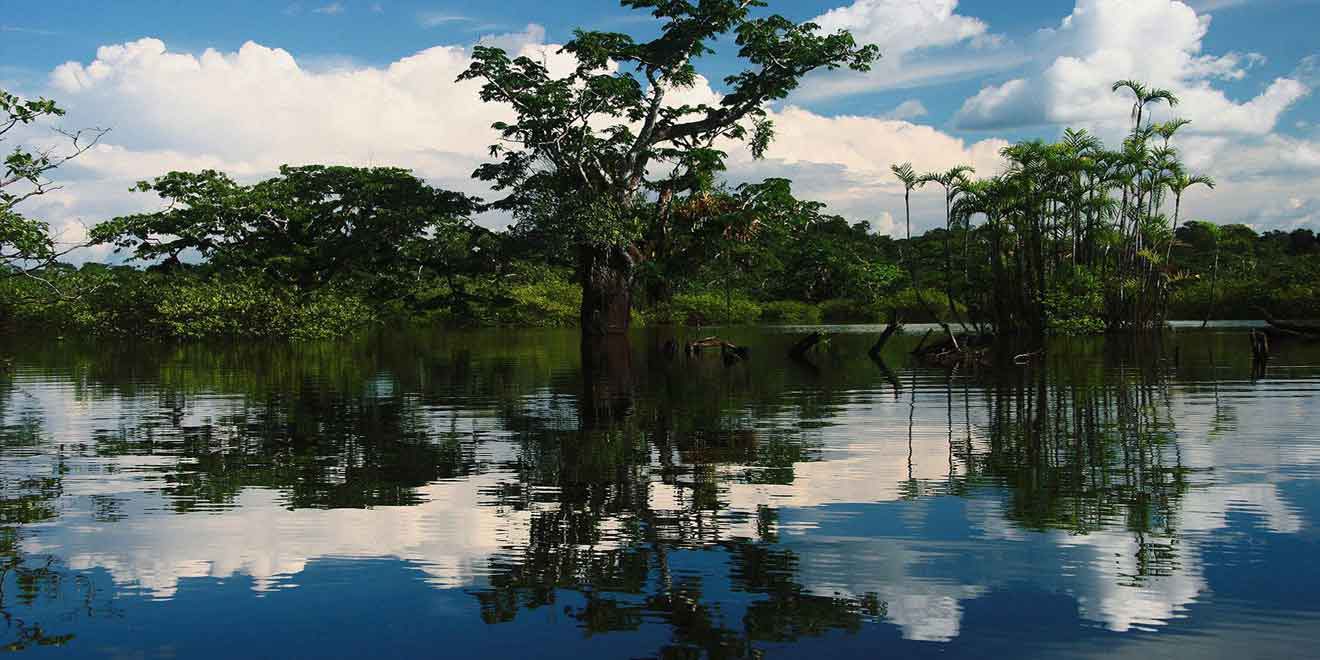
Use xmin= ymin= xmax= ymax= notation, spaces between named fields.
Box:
xmin=2 ymin=326 xmax=1319 ymax=658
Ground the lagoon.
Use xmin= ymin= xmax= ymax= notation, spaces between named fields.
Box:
xmin=2 ymin=326 xmax=1319 ymax=657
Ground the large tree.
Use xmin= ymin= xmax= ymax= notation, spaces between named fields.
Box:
xmin=90 ymin=165 xmax=480 ymax=301
xmin=459 ymin=0 xmax=877 ymax=336
xmin=1 ymin=90 xmax=105 ymax=286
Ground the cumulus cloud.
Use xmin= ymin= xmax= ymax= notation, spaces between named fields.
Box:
xmin=880 ymin=99 xmax=929 ymax=120
xmin=945 ymin=0 xmax=1320 ymax=230
xmin=813 ymin=0 xmax=990 ymax=54
xmin=22 ymin=26 xmax=1020 ymax=262
xmin=953 ymin=0 xmax=1309 ymax=135
xmin=726 ymin=106 xmax=1007 ymax=234
xmin=20 ymin=1 xmax=1318 ymax=262
xmin=31 ymin=35 xmax=535 ymax=258
xmin=798 ymin=0 xmax=1022 ymax=100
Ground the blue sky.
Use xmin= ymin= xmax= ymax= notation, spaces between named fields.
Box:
xmin=3 ymin=0 xmax=1320 ymax=255
xmin=7 ymin=0 xmax=1317 ymax=134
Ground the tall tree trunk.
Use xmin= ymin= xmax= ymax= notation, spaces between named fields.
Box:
xmin=1201 ymin=243 xmax=1219 ymax=328
xmin=943 ymin=192 xmax=960 ymax=327
xmin=580 ymin=334 xmax=634 ymax=428
xmin=902 ymin=190 xmax=952 ymax=341
xmin=581 ymin=244 xmax=634 ymax=337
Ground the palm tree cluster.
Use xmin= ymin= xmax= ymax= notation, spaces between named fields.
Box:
xmin=893 ymin=79 xmax=1214 ymax=337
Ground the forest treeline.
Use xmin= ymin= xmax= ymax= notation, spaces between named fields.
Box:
xmin=3 ymin=1 xmax=1318 ymax=340
xmin=3 ymin=165 xmax=1317 ymax=339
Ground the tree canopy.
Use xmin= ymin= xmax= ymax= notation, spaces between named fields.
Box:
xmin=460 ymin=0 xmax=878 ymax=334
xmin=90 ymin=165 xmax=480 ymax=297
xmin=1 ymin=89 xmax=105 ymax=277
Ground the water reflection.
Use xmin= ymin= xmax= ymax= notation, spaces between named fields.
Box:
xmin=1 ymin=329 xmax=1318 ymax=656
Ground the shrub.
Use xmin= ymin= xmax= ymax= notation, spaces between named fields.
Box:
xmin=2 ymin=268 xmax=377 ymax=340
xmin=1044 ymin=268 xmax=1105 ymax=335
xmin=759 ymin=300 xmax=822 ymax=324
xmin=496 ymin=276 xmax=582 ymax=327
xmin=875 ymin=287 xmax=962 ymax=323
xmin=818 ymin=298 xmax=882 ymax=323
xmin=652 ymin=291 xmax=762 ymax=326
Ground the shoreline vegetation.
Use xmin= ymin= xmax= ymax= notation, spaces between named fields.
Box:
xmin=4 ymin=252 xmax=1318 ymax=341
xmin=3 ymin=3 xmax=1319 ymax=342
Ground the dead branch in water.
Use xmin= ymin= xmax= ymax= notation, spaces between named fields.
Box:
xmin=685 ymin=336 xmax=750 ymax=364
xmin=869 ymin=314 xmax=902 ymax=360
xmin=788 ymin=332 xmax=823 ymax=361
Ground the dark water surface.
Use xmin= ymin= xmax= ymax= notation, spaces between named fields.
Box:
xmin=2 ymin=325 xmax=1319 ymax=658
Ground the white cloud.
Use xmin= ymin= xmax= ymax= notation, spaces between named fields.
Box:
xmin=717 ymin=105 xmax=1008 ymax=234
xmin=799 ymin=0 xmax=1021 ymax=100
xmin=1 ymin=25 xmax=60 ymax=36
xmin=312 ymin=2 xmax=345 ymax=15
xmin=944 ymin=0 xmax=1320 ymax=231
xmin=417 ymin=12 xmax=473 ymax=28
xmin=24 ymin=27 xmax=1019 ymax=262
xmin=881 ymin=99 xmax=929 ymax=120
xmin=33 ymin=35 xmax=546 ymax=254
xmin=954 ymin=0 xmax=1310 ymax=135
xmin=21 ymin=5 xmax=1320 ymax=263
xmin=813 ymin=0 xmax=990 ymax=55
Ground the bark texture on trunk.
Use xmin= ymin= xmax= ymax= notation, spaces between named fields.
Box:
xmin=580 ymin=244 xmax=634 ymax=337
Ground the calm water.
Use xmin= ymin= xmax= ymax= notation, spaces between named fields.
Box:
xmin=2 ymin=326 xmax=1319 ymax=658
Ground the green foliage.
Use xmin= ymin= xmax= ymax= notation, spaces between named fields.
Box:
xmin=460 ymin=2 xmax=877 ymax=332
xmin=496 ymin=275 xmax=583 ymax=328
xmin=153 ymin=278 xmax=375 ymax=341
xmin=1165 ymin=223 xmax=1320 ymax=320
xmin=813 ymin=288 xmax=966 ymax=324
xmin=759 ymin=300 xmax=822 ymax=325
xmin=888 ymin=80 xmax=1217 ymax=334
xmin=1044 ymin=268 xmax=1106 ymax=335
xmin=89 ymin=165 xmax=480 ymax=298
xmin=2 ymin=268 xmax=376 ymax=340
xmin=2 ymin=88 xmax=104 ymax=275
xmin=817 ymin=298 xmax=881 ymax=324
xmin=877 ymin=288 xmax=964 ymax=323
xmin=0 ymin=208 xmax=53 ymax=264
xmin=652 ymin=292 xmax=763 ymax=326
xmin=461 ymin=0 xmax=877 ymax=226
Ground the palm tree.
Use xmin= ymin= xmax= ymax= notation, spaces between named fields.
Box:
xmin=885 ymin=80 xmax=1212 ymax=338
xmin=921 ymin=166 xmax=975 ymax=328
xmin=891 ymin=162 xmax=942 ymax=330
xmin=1165 ymin=169 xmax=1214 ymax=272
xmin=1155 ymin=118 xmax=1191 ymax=148
xmin=890 ymin=163 xmax=920 ymax=243
xmin=1196 ymin=221 xmax=1224 ymax=328
xmin=1169 ymin=172 xmax=1214 ymax=232
xmin=1112 ymin=79 xmax=1180 ymax=134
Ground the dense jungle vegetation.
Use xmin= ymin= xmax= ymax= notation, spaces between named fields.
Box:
xmin=3 ymin=1 xmax=1318 ymax=340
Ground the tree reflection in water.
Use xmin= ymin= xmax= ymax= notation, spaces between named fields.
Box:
xmin=1 ymin=430 xmax=118 ymax=652
xmin=0 ymin=329 xmax=1312 ymax=655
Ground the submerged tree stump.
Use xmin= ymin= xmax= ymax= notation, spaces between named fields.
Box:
xmin=788 ymin=332 xmax=823 ymax=360
xmin=911 ymin=330 xmax=994 ymax=368
xmin=686 ymin=337 xmax=750 ymax=364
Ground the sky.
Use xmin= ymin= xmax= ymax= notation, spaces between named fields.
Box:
xmin=3 ymin=0 xmax=1320 ymax=261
